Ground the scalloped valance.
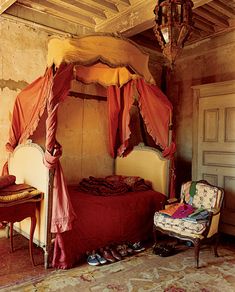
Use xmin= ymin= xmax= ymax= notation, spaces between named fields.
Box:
xmin=47 ymin=35 xmax=155 ymax=85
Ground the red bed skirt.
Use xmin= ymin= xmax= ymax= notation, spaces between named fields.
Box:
xmin=52 ymin=186 xmax=166 ymax=269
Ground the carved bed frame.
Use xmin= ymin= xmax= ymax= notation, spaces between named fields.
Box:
xmin=8 ymin=140 xmax=169 ymax=268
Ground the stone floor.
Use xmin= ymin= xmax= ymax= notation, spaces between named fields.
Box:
xmin=0 ymin=230 xmax=53 ymax=288
xmin=0 ymin=228 xmax=234 ymax=289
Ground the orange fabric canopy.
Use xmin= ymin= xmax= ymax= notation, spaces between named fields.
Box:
xmin=47 ymin=36 xmax=155 ymax=84
xmin=5 ymin=35 xmax=176 ymax=235
xmin=75 ymin=62 xmax=139 ymax=88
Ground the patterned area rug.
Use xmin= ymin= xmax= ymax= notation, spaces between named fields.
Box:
xmin=1 ymin=244 xmax=235 ymax=292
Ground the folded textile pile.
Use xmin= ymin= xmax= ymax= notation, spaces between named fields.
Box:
xmin=77 ymin=175 xmax=152 ymax=196
xmin=106 ymin=175 xmax=152 ymax=192
xmin=77 ymin=176 xmax=129 ymax=195
xmin=159 ymin=203 xmax=209 ymax=221
xmin=0 ymin=183 xmax=43 ymax=207
xmin=159 ymin=203 xmax=195 ymax=219
xmin=0 ymin=175 xmax=16 ymax=189
xmin=182 ymin=208 xmax=209 ymax=222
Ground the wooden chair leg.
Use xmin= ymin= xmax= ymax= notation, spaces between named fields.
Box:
xmin=10 ymin=222 xmax=14 ymax=252
xmin=214 ymin=233 xmax=219 ymax=257
xmin=153 ymin=225 xmax=157 ymax=245
xmin=194 ymin=238 xmax=200 ymax=268
xmin=29 ymin=216 xmax=36 ymax=266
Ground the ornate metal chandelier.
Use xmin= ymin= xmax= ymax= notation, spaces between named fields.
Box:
xmin=153 ymin=0 xmax=194 ymax=67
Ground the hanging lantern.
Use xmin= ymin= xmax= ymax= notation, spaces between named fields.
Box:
xmin=153 ymin=0 xmax=194 ymax=67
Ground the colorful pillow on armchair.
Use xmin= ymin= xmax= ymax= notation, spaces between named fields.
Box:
xmin=180 ymin=181 xmax=219 ymax=210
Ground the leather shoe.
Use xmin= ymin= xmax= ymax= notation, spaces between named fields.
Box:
xmin=100 ymin=247 xmax=116 ymax=263
xmin=109 ymin=246 xmax=122 ymax=261
xmin=116 ymin=244 xmax=128 ymax=257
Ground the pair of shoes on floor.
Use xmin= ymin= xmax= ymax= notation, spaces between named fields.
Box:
xmin=99 ymin=246 xmax=122 ymax=262
xmin=153 ymin=244 xmax=176 ymax=257
xmin=87 ymin=250 xmax=107 ymax=266
xmin=128 ymin=241 xmax=145 ymax=253
xmin=108 ymin=246 xmax=123 ymax=261
xmin=116 ymin=243 xmax=133 ymax=257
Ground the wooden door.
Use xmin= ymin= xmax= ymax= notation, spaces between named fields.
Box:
xmin=192 ymin=80 xmax=235 ymax=235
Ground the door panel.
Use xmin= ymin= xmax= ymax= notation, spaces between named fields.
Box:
xmin=193 ymin=81 xmax=235 ymax=235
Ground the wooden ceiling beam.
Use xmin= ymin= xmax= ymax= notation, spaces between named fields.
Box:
xmin=96 ymin=0 xmax=155 ymax=34
xmin=194 ymin=7 xmax=229 ymax=27
xmin=193 ymin=14 xmax=215 ymax=26
xmin=89 ymin=0 xmax=119 ymax=13
xmin=117 ymin=0 xmax=131 ymax=6
xmin=194 ymin=18 xmax=215 ymax=32
xmin=191 ymin=27 xmax=203 ymax=37
xmin=207 ymin=0 xmax=235 ymax=18
xmin=140 ymin=29 xmax=156 ymax=40
xmin=96 ymin=0 xmax=216 ymax=35
xmin=0 ymin=0 xmax=16 ymax=14
xmin=4 ymin=3 xmax=94 ymax=35
xmin=192 ymin=0 xmax=213 ymax=9
xmin=46 ymin=0 xmax=107 ymax=20
xmin=18 ymin=0 xmax=96 ymax=27
xmin=130 ymin=34 xmax=161 ymax=52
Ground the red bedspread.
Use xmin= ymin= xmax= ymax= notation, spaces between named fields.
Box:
xmin=52 ymin=186 xmax=166 ymax=269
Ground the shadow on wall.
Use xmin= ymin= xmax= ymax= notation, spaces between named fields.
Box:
xmin=175 ymin=156 xmax=192 ymax=196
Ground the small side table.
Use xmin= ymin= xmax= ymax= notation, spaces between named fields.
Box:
xmin=0 ymin=201 xmax=37 ymax=266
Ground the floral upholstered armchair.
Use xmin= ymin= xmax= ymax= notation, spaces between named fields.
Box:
xmin=153 ymin=180 xmax=224 ymax=268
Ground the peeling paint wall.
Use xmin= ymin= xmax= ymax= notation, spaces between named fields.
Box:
xmin=0 ymin=18 xmax=113 ymax=180
xmin=0 ymin=19 xmax=49 ymax=170
xmin=168 ymin=30 xmax=235 ymax=193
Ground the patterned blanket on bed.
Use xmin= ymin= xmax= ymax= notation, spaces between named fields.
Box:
xmin=77 ymin=175 xmax=152 ymax=196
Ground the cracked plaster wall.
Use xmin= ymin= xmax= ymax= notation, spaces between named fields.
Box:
xmin=0 ymin=19 xmax=48 ymax=171
xmin=168 ymin=30 xmax=235 ymax=193
xmin=0 ymin=19 xmax=113 ymax=181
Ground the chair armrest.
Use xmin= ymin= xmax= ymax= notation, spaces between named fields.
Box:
xmin=210 ymin=208 xmax=221 ymax=216
xmin=167 ymin=198 xmax=179 ymax=204
xmin=164 ymin=198 xmax=180 ymax=209
xmin=205 ymin=208 xmax=221 ymax=228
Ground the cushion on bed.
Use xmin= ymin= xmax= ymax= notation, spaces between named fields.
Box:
xmin=0 ymin=175 xmax=16 ymax=189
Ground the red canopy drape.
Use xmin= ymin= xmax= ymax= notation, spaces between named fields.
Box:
xmin=136 ymin=78 xmax=172 ymax=150
xmin=44 ymin=63 xmax=76 ymax=233
xmin=6 ymin=68 xmax=52 ymax=152
xmin=107 ymin=78 xmax=176 ymax=197
xmin=136 ymin=79 xmax=176 ymax=198
xmin=107 ymin=78 xmax=175 ymax=157
xmin=107 ymin=81 xmax=134 ymax=157
xmin=5 ymin=64 xmax=76 ymax=233
xmin=5 ymin=63 xmax=176 ymax=233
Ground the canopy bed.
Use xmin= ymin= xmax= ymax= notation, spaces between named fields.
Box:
xmin=3 ymin=35 xmax=175 ymax=269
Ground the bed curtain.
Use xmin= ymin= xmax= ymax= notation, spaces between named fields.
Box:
xmin=4 ymin=57 xmax=175 ymax=233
